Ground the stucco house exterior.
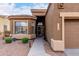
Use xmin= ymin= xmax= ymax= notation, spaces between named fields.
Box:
xmin=0 ymin=9 xmax=46 ymax=39
xmin=0 ymin=15 xmax=36 ymax=39
xmin=8 ymin=15 xmax=36 ymax=39
xmin=0 ymin=16 xmax=10 ymax=33
xmin=1 ymin=3 xmax=79 ymax=52
xmin=45 ymin=3 xmax=79 ymax=51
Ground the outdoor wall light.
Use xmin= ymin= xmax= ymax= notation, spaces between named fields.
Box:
xmin=57 ymin=3 xmax=64 ymax=9
xmin=57 ymin=23 xmax=60 ymax=31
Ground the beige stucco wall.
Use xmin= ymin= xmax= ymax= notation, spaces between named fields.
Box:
xmin=45 ymin=3 xmax=79 ymax=43
xmin=45 ymin=3 xmax=79 ymax=51
xmin=0 ymin=17 xmax=10 ymax=33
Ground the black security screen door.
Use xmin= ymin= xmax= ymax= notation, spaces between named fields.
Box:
xmin=35 ymin=16 xmax=46 ymax=38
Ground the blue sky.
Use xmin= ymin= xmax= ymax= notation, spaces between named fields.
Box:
xmin=15 ymin=3 xmax=34 ymax=8
xmin=15 ymin=3 xmax=48 ymax=9
xmin=0 ymin=3 xmax=48 ymax=15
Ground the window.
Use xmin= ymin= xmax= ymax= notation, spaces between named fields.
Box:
xmin=4 ymin=25 xmax=7 ymax=31
xmin=28 ymin=26 xmax=35 ymax=34
xmin=15 ymin=21 xmax=28 ymax=34
xmin=15 ymin=21 xmax=35 ymax=34
xmin=28 ymin=21 xmax=35 ymax=34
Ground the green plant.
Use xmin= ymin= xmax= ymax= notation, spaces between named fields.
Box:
xmin=4 ymin=37 xmax=12 ymax=43
xmin=21 ymin=37 xmax=29 ymax=43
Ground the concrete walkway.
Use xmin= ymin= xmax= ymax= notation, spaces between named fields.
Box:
xmin=65 ymin=49 xmax=79 ymax=56
xmin=28 ymin=37 xmax=50 ymax=56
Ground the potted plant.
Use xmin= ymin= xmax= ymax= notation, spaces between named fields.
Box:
xmin=4 ymin=31 xmax=11 ymax=37
xmin=4 ymin=37 xmax=12 ymax=43
xmin=21 ymin=37 xmax=29 ymax=43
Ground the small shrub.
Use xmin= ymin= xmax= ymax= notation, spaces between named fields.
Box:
xmin=21 ymin=37 xmax=29 ymax=43
xmin=4 ymin=37 xmax=12 ymax=43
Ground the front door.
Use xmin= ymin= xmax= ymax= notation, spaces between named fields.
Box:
xmin=37 ymin=25 xmax=44 ymax=37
